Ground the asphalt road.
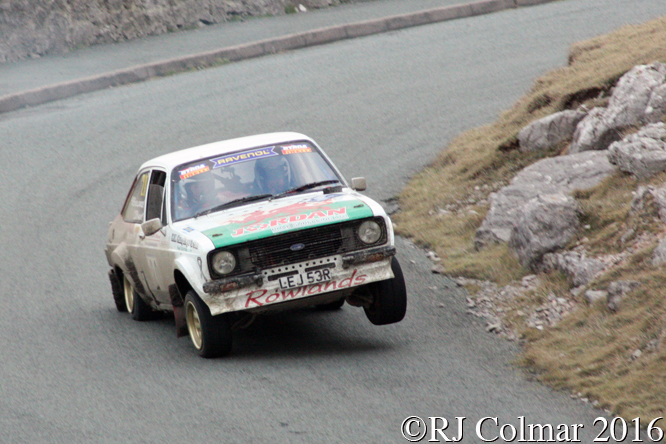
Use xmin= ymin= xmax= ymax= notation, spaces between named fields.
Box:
xmin=2 ymin=1 xmax=665 ymax=442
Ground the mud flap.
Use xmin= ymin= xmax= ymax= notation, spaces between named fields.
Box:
xmin=169 ymin=284 xmax=188 ymax=337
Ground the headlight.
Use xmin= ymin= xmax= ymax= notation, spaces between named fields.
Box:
xmin=358 ymin=220 xmax=382 ymax=244
xmin=211 ymin=251 xmax=236 ymax=275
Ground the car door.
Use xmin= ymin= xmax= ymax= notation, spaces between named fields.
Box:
xmin=116 ymin=170 xmax=152 ymax=302
xmin=132 ymin=169 xmax=172 ymax=305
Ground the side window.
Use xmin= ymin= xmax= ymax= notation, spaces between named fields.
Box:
xmin=121 ymin=172 xmax=150 ymax=224
xmin=146 ymin=170 xmax=166 ymax=223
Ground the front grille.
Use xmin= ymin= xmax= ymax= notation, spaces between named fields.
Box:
xmin=208 ymin=217 xmax=387 ymax=279
xmin=249 ymin=226 xmax=343 ymax=268
xmin=247 ymin=217 xmax=386 ymax=268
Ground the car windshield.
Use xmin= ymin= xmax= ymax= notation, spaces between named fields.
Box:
xmin=171 ymin=142 xmax=342 ymax=222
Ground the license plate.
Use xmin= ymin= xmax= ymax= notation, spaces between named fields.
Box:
xmin=278 ymin=269 xmax=332 ymax=290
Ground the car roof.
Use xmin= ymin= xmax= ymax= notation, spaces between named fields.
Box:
xmin=139 ymin=132 xmax=316 ymax=172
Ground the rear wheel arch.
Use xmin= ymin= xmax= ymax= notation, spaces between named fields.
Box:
xmin=108 ymin=267 xmax=127 ymax=312
xmin=109 ymin=243 xmax=129 ymax=276
xmin=122 ymin=270 xmax=155 ymax=321
xmin=114 ymin=265 xmax=125 ymax=281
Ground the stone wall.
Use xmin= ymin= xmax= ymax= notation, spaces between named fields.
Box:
xmin=0 ymin=0 xmax=350 ymax=63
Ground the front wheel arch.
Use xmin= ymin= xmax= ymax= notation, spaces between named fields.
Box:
xmin=174 ymin=269 xmax=193 ymax=301
xmin=363 ymin=257 xmax=407 ymax=325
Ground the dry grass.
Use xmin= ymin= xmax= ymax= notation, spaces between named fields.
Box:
xmin=395 ymin=16 xmax=666 ymax=419
xmin=521 ymin=266 xmax=666 ymax=420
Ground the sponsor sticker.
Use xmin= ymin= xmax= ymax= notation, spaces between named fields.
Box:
xmin=281 ymin=144 xmax=312 ymax=155
xmin=202 ymin=197 xmax=374 ymax=248
xmin=231 ymin=207 xmax=348 ymax=237
xmin=171 ymin=233 xmax=199 ymax=250
xmin=140 ymin=173 xmax=149 ymax=196
xmin=211 ymin=147 xmax=278 ymax=168
xmin=244 ymin=269 xmax=367 ymax=308
xmin=179 ymin=163 xmax=210 ymax=180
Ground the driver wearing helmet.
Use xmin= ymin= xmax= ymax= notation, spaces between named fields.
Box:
xmin=181 ymin=172 xmax=218 ymax=217
xmin=253 ymin=155 xmax=291 ymax=195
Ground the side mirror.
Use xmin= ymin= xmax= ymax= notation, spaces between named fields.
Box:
xmin=141 ymin=218 xmax=163 ymax=237
xmin=351 ymin=177 xmax=367 ymax=191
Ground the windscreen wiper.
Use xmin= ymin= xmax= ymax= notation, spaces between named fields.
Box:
xmin=194 ymin=194 xmax=273 ymax=218
xmin=272 ymin=180 xmax=341 ymax=200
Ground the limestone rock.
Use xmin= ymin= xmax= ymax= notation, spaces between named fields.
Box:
xmin=630 ymin=184 xmax=666 ymax=223
xmin=570 ymin=63 xmax=666 ymax=153
xmin=509 ymin=193 xmax=580 ymax=271
xmin=607 ymin=280 xmax=640 ymax=312
xmin=607 ymin=63 xmax=666 ymax=127
xmin=584 ymin=290 xmax=608 ymax=304
xmin=652 ymin=237 xmax=666 ymax=266
xmin=518 ymin=110 xmax=587 ymax=153
xmin=654 ymin=187 xmax=666 ymax=223
xmin=431 ymin=264 xmax=446 ymax=275
xmin=607 ymin=122 xmax=666 ymax=179
xmin=541 ymin=251 xmax=605 ymax=287
xmin=569 ymin=107 xmax=611 ymax=153
xmin=645 ymin=83 xmax=666 ymax=123
xmin=475 ymin=151 xmax=614 ymax=248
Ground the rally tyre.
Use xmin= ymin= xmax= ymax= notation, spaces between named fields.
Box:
xmin=124 ymin=274 xmax=153 ymax=321
xmin=364 ymin=257 xmax=407 ymax=325
xmin=109 ymin=269 xmax=127 ymax=312
xmin=184 ymin=291 xmax=233 ymax=358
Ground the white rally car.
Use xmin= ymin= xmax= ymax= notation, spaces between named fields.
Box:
xmin=105 ymin=132 xmax=406 ymax=357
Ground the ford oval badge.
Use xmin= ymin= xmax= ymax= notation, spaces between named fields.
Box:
xmin=290 ymin=243 xmax=305 ymax=251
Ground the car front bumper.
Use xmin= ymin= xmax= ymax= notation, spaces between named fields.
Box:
xmin=201 ymin=246 xmax=395 ymax=315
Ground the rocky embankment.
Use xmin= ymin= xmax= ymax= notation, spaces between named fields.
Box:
xmin=453 ymin=62 xmax=666 ymax=341
xmin=0 ymin=0 xmax=348 ymax=63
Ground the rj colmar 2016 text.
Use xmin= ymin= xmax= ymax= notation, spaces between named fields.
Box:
xmin=401 ymin=416 xmax=664 ymax=442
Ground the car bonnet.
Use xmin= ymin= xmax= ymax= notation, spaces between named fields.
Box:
xmin=189 ymin=192 xmax=376 ymax=249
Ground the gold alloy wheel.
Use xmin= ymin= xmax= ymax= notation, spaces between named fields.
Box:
xmin=186 ymin=301 xmax=203 ymax=350
xmin=123 ymin=275 xmax=135 ymax=313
